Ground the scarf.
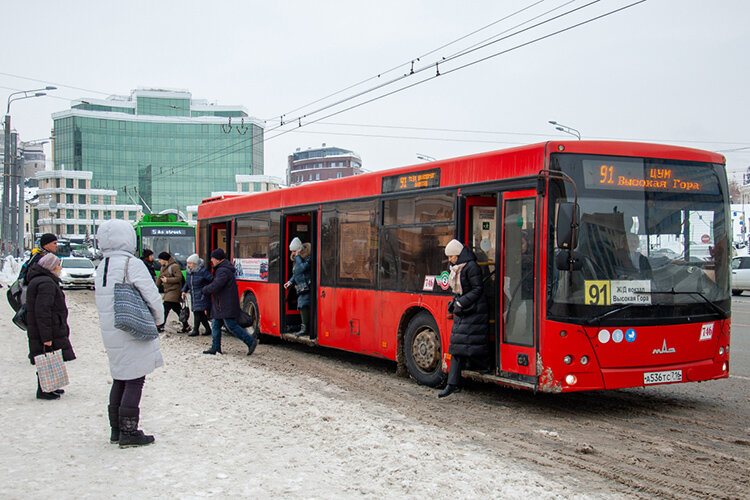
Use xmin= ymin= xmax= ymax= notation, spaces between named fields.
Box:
xmin=448 ymin=263 xmax=466 ymax=295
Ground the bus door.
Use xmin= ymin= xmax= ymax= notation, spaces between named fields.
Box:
xmin=281 ymin=212 xmax=315 ymax=336
xmin=209 ymin=221 xmax=230 ymax=270
xmin=499 ymin=191 xmax=537 ymax=382
xmin=463 ymin=195 xmax=498 ymax=371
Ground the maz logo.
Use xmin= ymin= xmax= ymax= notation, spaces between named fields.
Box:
xmin=653 ymin=339 xmax=676 ymax=355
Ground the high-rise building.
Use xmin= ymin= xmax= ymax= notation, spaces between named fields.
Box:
xmin=287 ymin=144 xmax=362 ymax=186
xmin=51 ymin=88 xmax=264 ymax=214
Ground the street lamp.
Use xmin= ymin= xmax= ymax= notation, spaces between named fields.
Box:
xmin=548 ymin=120 xmax=581 ymax=140
xmin=2 ymin=86 xmax=56 ymax=256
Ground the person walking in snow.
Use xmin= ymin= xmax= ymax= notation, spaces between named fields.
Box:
xmin=181 ymin=253 xmax=213 ymax=337
xmin=201 ymin=248 xmax=258 ymax=356
xmin=95 ymin=219 xmax=165 ymax=448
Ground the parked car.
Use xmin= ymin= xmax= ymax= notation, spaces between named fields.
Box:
xmin=59 ymin=257 xmax=96 ymax=289
xmin=731 ymin=256 xmax=750 ymax=295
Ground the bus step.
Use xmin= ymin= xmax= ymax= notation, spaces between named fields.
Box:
xmin=280 ymin=333 xmax=318 ymax=347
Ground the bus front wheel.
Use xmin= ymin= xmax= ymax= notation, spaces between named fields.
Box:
xmin=404 ymin=311 xmax=446 ymax=387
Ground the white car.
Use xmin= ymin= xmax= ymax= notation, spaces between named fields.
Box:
xmin=59 ymin=257 xmax=96 ymax=289
xmin=731 ymin=256 xmax=750 ymax=296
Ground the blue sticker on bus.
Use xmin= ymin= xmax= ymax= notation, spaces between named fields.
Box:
xmin=612 ymin=329 xmax=624 ymax=343
xmin=625 ymin=329 xmax=636 ymax=342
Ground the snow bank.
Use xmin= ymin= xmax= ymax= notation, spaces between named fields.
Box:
xmin=0 ymin=255 xmax=23 ymax=284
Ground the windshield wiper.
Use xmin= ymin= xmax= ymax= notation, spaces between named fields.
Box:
xmin=645 ymin=289 xmax=729 ymax=319
xmin=585 ymin=303 xmax=638 ymax=325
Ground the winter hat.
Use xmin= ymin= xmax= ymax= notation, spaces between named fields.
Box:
xmin=40 ymin=233 xmax=57 ymax=247
xmin=289 ymin=237 xmax=303 ymax=252
xmin=38 ymin=253 xmax=60 ymax=272
xmin=444 ymin=239 xmax=464 ymax=256
xmin=211 ymin=248 xmax=226 ymax=260
xmin=187 ymin=254 xmax=200 ymax=265
xmin=158 ymin=251 xmax=171 ymax=261
xmin=142 ymin=249 xmax=153 ymax=259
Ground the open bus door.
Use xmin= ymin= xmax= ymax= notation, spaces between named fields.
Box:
xmin=498 ymin=190 xmax=537 ymax=387
xmin=281 ymin=212 xmax=316 ymax=338
xmin=210 ymin=222 xmax=230 ymax=270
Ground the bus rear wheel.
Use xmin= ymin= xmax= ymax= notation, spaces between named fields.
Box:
xmin=404 ymin=311 xmax=445 ymax=387
xmin=241 ymin=293 xmax=261 ymax=340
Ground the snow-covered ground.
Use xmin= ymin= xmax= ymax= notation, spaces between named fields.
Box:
xmin=0 ymin=290 xmax=586 ymax=499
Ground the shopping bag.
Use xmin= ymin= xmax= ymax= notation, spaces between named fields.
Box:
xmin=113 ymin=258 xmax=159 ymax=341
xmin=34 ymin=349 xmax=69 ymax=393
xmin=179 ymin=300 xmax=190 ymax=324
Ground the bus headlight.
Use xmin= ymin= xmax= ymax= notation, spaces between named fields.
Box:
xmin=565 ymin=374 xmax=577 ymax=385
xmin=722 ymin=363 xmax=727 ymax=372
xmin=580 ymin=355 xmax=589 ymax=365
xmin=563 ymin=355 xmax=573 ymax=365
xmin=719 ymin=346 xmax=725 ymax=355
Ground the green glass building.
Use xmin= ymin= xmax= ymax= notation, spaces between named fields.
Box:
xmin=52 ymin=88 xmax=263 ymax=214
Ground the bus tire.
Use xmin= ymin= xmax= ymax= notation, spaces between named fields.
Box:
xmin=241 ymin=293 xmax=262 ymax=341
xmin=404 ymin=311 xmax=446 ymax=387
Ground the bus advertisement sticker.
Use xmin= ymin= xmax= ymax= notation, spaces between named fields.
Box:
xmin=423 ymin=275 xmax=436 ymax=291
xmin=437 ymin=271 xmax=450 ymax=290
xmin=625 ymin=329 xmax=637 ymax=342
xmin=598 ymin=329 xmax=611 ymax=344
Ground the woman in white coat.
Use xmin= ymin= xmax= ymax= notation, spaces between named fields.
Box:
xmin=95 ymin=219 xmax=165 ymax=448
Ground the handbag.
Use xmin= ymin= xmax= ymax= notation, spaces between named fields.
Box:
xmin=112 ymin=257 xmax=159 ymax=341
xmin=237 ymin=309 xmax=253 ymax=328
xmin=294 ymin=278 xmax=311 ymax=294
xmin=12 ymin=304 xmax=27 ymax=331
xmin=34 ymin=348 xmax=69 ymax=393
xmin=179 ymin=298 xmax=191 ymax=324
xmin=7 ymin=279 xmax=23 ymax=312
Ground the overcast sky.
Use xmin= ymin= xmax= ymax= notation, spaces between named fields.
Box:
xmin=3 ymin=0 xmax=748 ymax=184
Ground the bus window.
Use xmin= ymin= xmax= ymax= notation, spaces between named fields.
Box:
xmin=503 ymin=198 xmax=535 ymax=346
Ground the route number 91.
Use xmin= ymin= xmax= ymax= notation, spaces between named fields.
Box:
xmin=585 ymin=281 xmax=610 ymax=305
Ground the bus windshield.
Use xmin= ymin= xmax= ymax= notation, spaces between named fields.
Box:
xmin=548 ymin=153 xmax=730 ymax=324
xmin=140 ymin=226 xmax=196 ymax=267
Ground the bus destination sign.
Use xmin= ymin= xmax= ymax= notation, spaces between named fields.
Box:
xmin=382 ymin=168 xmax=441 ymax=194
xmin=582 ymin=159 xmax=703 ymax=193
xmin=141 ymin=227 xmax=193 ymax=237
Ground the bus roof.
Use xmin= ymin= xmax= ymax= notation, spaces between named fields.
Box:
xmin=198 ymin=141 xmax=726 ymax=219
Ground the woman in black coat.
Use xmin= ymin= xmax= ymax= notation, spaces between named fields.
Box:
xmin=439 ymin=239 xmax=489 ymax=398
xmin=25 ymin=253 xmax=76 ymax=400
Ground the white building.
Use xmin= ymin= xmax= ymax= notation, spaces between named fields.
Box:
xmin=185 ymin=174 xmax=284 ymax=222
xmin=33 ymin=170 xmax=143 ymax=243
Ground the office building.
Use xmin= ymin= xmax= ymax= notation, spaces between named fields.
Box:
xmin=32 ymin=169 xmax=142 ymax=243
xmin=51 ymin=88 xmax=264 ymax=214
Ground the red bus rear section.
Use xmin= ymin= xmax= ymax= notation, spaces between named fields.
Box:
xmin=197 ymin=141 xmax=731 ymax=392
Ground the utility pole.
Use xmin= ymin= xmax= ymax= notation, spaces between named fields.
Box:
xmin=9 ymin=130 xmax=18 ymax=255
xmin=2 ymin=114 xmax=11 ymax=253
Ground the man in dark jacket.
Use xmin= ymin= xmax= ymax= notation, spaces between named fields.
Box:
xmin=201 ymin=248 xmax=258 ymax=356
xmin=21 ymin=233 xmax=58 ymax=286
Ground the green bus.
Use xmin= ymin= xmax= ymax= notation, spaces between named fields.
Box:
xmin=134 ymin=214 xmax=196 ymax=269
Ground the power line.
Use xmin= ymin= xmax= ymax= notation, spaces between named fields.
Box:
xmin=268 ymin=0 xmax=550 ymax=122
xmin=0 ymin=72 xmax=111 ymax=96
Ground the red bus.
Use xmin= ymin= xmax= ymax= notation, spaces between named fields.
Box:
xmin=197 ymin=141 xmax=731 ymax=392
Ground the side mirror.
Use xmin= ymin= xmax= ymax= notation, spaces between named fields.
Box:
xmin=556 ymin=202 xmax=578 ymax=250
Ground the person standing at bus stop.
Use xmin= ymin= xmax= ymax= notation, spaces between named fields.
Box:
xmin=201 ymin=248 xmax=258 ymax=356
xmin=284 ymin=237 xmax=313 ymax=339
xmin=439 ymin=239 xmax=489 ymax=398
xmin=182 ymin=253 xmax=213 ymax=337
xmin=20 ymin=233 xmax=58 ymax=286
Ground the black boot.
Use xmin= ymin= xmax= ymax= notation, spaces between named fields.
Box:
xmin=118 ymin=407 xmax=155 ymax=448
xmin=108 ymin=405 xmax=120 ymax=444
xmin=293 ymin=324 xmax=308 ymax=337
xmin=438 ymin=384 xmax=462 ymax=398
xmin=36 ymin=378 xmax=60 ymax=400
xmin=188 ymin=327 xmax=199 ymax=337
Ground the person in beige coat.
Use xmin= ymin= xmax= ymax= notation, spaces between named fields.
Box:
xmin=157 ymin=252 xmax=189 ymax=333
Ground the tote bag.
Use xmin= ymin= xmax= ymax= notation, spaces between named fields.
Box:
xmin=34 ymin=348 xmax=69 ymax=393
xmin=111 ymin=257 xmax=159 ymax=341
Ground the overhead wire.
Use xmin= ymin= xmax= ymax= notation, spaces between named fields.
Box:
xmin=122 ymin=0 xmax=622 ymax=183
